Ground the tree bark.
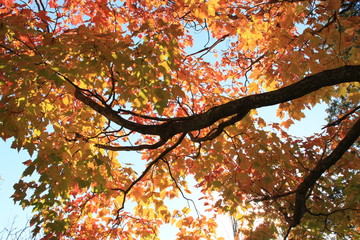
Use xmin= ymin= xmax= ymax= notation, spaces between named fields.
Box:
xmin=75 ymin=65 xmax=360 ymax=141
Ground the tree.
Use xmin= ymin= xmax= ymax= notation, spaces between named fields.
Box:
xmin=0 ymin=217 xmax=40 ymax=240
xmin=0 ymin=0 xmax=359 ymax=239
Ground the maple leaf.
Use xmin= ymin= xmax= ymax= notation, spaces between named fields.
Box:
xmin=0 ymin=0 xmax=360 ymax=239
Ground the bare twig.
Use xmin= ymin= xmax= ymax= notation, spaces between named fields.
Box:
xmin=162 ymin=158 xmax=201 ymax=217
xmin=186 ymin=34 xmax=230 ymax=58
xmin=322 ymin=105 xmax=360 ymax=129
xmin=114 ymin=133 xmax=186 ymax=219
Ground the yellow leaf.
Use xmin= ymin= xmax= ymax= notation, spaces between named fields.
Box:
xmin=247 ymin=82 xmax=259 ymax=93
xmin=337 ymin=86 xmax=347 ymax=97
xmin=139 ymin=90 xmax=148 ymax=103
xmin=207 ymin=0 xmax=219 ymax=16
xmin=349 ymin=92 xmax=360 ymax=105
xmin=33 ymin=128 xmax=40 ymax=135
xmin=62 ymin=96 xmax=71 ymax=105
xmin=194 ymin=6 xmax=208 ymax=20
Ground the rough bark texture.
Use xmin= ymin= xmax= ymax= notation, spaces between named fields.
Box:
xmin=75 ymin=65 xmax=360 ymax=140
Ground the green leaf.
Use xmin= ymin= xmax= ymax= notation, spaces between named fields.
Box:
xmin=94 ymin=157 xmax=103 ymax=166
xmin=76 ymin=178 xmax=91 ymax=188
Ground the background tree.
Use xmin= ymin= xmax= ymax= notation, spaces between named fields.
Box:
xmin=0 ymin=218 xmax=41 ymax=240
xmin=0 ymin=0 xmax=359 ymax=239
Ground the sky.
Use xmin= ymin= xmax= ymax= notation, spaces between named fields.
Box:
xmin=0 ymin=103 xmax=329 ymax=239
xmin=0 ymin=139 xmax=36 ymax=239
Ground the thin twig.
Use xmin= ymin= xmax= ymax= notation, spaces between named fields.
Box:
xmin=322 ymin=105 xmax=360 ymax=129
xmin=114 ymin=133 xmax=186 ymax=219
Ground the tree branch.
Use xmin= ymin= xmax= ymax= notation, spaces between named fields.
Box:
xmin=186 ymin=34 xmax=230 ymax=58
xmin=114 ymin=133 xmax=186 ymax=219
xmin=162 ymin=158 xmax=201 ymax=217
xmin=289 ymin=117 xmax=360 ymax=227
xmin=190 ymin=112 xmax=248 ymax=142
xmin=94 ymin=137 xmax=167 ymax=151
xmin=75 ymin=65 xmax=360 ymax=141
xmin=322 ymin=105 xmax=360 ymax=129
xmin=251 ymin=190 xmax=296 ymax=202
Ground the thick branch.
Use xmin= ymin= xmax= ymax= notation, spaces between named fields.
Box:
xmin=289 ymin=117 xmax=360 ymax=227
xmin=75 ymin=65 xmax=360 ymax=140
xmin=252 ymin=190 xmax=296 ymax=202
xmin=75 ymin=88 xmax=161 ymax=136
xmin=190 ymin=112 xmax=248 ymax=142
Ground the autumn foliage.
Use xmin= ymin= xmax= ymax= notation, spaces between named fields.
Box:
xmin=0 ymin=0 xmax=359 ymax=239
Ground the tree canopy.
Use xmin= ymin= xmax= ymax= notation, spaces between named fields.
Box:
xmin=0 ymin=0 xmax=359 ymax=239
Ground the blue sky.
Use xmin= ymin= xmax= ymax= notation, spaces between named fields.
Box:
xmin=0 ymin=139 xmax=35 ymax=238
